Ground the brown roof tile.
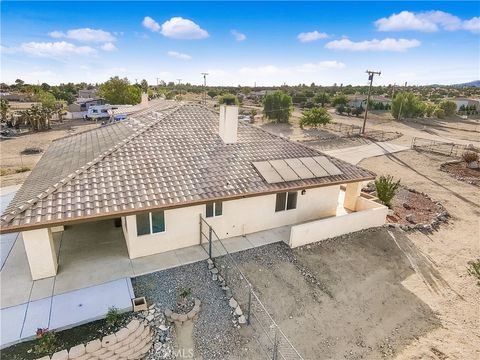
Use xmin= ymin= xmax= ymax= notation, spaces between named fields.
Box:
xmin=0 ymin=103 xmax=374 ymax=232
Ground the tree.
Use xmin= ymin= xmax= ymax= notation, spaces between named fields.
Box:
xmin=263 ymin=91 xmax=292 ymax=123
xmin=0 ymin=99 xmax=9 ymax=121
xmin=331 ymin=93 xmax=348 ymax=107
xmin=36 ymin=90 xmax=56 ymax=109
xmin=299 ymin=107 xmax=332 ymax=128
xmin=313 ymin=92 xmax=330 ymax=107
xmin=391 ymin=92 xmax=425 ymax=119
xmin=207 ymin=90 xmax=218 ymax=99
xmin=140 ymin=79 xmax=149 ymax=93
xmin=97 ymin=77 xmax=142 ymax=105
xmin=336 ymin=104 xmax=346 ymax=115
xmin=439 ymin=100 xmax=457 ymax=116
xmin=218 ymin=93 xmax=239 ymax=105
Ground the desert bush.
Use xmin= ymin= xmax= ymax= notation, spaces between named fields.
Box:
xmin=433 ymin=107 xmax=445 ymax=119
xmin=462 ymin=151 xmax=479 ymax=163
xmin=375 ymin=175 xmax=400 ymax=208
xmin=299 ymin=107 xmax=331 ymax=128
xmin=34 ymin=329 xmax=57 ymax=355
xmin=105 ymin=306 xmax=121 ymax=327
xmin=467 ymin=259 xmax=480 ymax=286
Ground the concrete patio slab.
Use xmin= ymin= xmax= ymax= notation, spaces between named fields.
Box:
xmin=247 ymin=225 xmax=290 ymax=247
xmin=175 ymin=245 xmax=208 ymax=265
xmin=29 ymin=277 xmax=55 ymax=302
xmin=49 ymin=278 xmax=133 ymax=330
xmin=220 ymin=235 xmax=255 ymax=253
xmin=0 ymin=303 xmax=27 ymax=347
xmin=21 ymin=297 xmax=51 ymax=339
xmin=131 ymin=249 xmax=182 ymax=276
xmin=325 ymin=142 xmax=408 ymax=165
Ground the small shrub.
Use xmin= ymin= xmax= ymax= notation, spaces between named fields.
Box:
xmin=34 ymin=328 xmax=57 ymax=355
xmin=178 ymin=287 xmax=192 ymax=300
xmin=462 ymin=151 xmax=479 ymax=163
xmin=375 ymin=175 xmax=400 ymax=208
xmin=105 ymin=306 xmax=121 ymax=327
xmin=467 ymin=259 xmax=480 ymax=286
xmin=15 ymin=166 xmax=30 ymax=173
xmin=21 ymin=147 xmax=43 ymax=155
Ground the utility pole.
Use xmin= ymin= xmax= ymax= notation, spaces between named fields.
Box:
xmin=361 ymin=70 xmax=381 ymax=134
xmin=176 ymin=79 xmax=182 ymax=85
xmin=201 ymin=72 xmax=209 ymax=105
xmin=397 ymin=81 xmax=408 ymax=121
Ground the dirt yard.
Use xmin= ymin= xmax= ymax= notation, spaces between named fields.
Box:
xmin=225 ymin=149 xmax=479 ymax=359
xmin=0 ymin=119 xmax=99 ymax=187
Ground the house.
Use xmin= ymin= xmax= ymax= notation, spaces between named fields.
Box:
xmin=450 ymin=98 xmax=480 ymax=111
xmin=77 ymin=88 xmax=97 ymax=100
xmin=0 ymin=102 xmax=386 ymax=281
xmin=67 ymin=98 xmax=106 ymax=113
xmin=347 ymin=95 xmax=392 ymax=109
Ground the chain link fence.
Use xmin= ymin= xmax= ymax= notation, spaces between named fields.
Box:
xmin=411 ymin=137 xmax=478 ymax=157
xmin=200 ymin=216 xmax=304 ymax=360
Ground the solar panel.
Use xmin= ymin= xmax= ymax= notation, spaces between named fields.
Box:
xmin=298 ymin=157 xmax=329 ymax=177
xmin=269 ymin=160 xmax=301 ymax=181
xmin=253 ymin=156 xmax=343 ymax=184
xmin=252 ymin=161 xmax=284 ymax=183
xmin=313 ymin=156 xmax=342 ymax=176
xmin=284 ymin=158 xmax=315 ymax=179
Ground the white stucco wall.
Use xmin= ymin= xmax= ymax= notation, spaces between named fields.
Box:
xmin=123 ymin=185 xmax=340 ymax=258
xmin=288 ymin=196 xmax=388 ymax=248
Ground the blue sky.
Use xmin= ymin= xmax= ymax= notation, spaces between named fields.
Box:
xmin=1 ymin=1 xmax=479 ymax=86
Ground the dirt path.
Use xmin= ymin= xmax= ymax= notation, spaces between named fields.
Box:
xmin=175 ymin=321 xmax=198 ymax=359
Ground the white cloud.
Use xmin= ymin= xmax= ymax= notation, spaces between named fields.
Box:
xmin=297 ymin=31 xmax=329 ymax=43
xmin=142 ymin=16 xmax=160 ymax=32
xmin=463 ymin=17 xmax=480 ymax=33
xmin=101 ymin=42 xmax=117 ymax=51
xmin=375 ymin=11 xmax=480 ymax=33
xmin=48 ymin=28 xmax=116 ymax=42
xmin=160 ymin=17 xmax=208 ymax=39
xmin=231 ymin=30 xmax=246 ymax=41
xmin=295 ymin=61 xmax=345 ymax=72
xmin=326 ymin=38 xmax=421 ymax=52
xmin=15 ymin=41 xmax=96 ymax=57
xmin=167 ymin=50 xmax=191 ymax=60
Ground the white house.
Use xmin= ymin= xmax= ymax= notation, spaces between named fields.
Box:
xmin=0 ymin=102 xmax=386 ymax=280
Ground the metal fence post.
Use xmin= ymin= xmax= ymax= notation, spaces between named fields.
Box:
xmin=272 ymin=327 xmax=279 ymax=360
xmin=208 ymin=227 xmax=213 ymax=259
xmin=247 ymin=289 xmax=252 ymax=325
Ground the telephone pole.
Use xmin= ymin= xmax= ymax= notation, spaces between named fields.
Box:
xmin=361 ymin=70 xmax=381 ymax=134
xmin=201 ymin=72 xmax=209 ymax=105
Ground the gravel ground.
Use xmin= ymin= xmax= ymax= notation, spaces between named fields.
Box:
xmin=132 ymin=261 xmax=243 ymax=360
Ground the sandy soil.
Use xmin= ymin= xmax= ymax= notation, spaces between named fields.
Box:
xmin=0 ymin=119 xmax=100 ymax=187
xmin=359 ymin=150 xmax=479 ymax=360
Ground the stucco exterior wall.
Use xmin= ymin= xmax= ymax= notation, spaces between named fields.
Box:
xmin=288 ymin=196 xmax=387 ymax=248
xmin=124 ymin=185 xmax=340 ymax=258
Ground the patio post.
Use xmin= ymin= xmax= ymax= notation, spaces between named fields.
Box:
xmin=22 ymin=228 xmax=58 ymax=280
xmin=344 ymin=182 xmax=362 ymax=211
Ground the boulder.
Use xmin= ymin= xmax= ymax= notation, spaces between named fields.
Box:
xmin=229 ymin=298 xmax=238 ymax=308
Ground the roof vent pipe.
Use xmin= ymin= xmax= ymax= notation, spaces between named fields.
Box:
xmin=219 ymin=104 xmax=238 ymax=144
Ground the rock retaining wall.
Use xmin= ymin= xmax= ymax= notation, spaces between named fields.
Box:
xmin=36 ymin=319 xmax=153 ymax=360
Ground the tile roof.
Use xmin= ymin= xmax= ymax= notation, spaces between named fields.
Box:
xmin=0 ymin=103 xmax=375 ymax=233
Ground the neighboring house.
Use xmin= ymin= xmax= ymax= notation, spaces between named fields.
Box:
xmin=450 ymin=98 xmax=480 ymax=111
xmin=0 ymin=102 xmax=386 ymax=281
xmin=67 ymin=98 xmax=106 ymax=113
xmin=78 ymin=89 xmax=97 ymax=100
xmin=347 ymin=95 xmax=391 ymax=108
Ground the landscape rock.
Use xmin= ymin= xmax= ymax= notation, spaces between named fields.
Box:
xmin=238 ymin=315 xmax=247 ymax=324
xmin=229 ymin=298 xmax=238 ymax=308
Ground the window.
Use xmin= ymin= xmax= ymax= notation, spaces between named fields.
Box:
xmin=275 ymin=192 xmax=298 ymax=212
xmin=136 ymin=211 xmax=165 ymax=236
xmin=206 ymin=201 xmax=223 ymax=218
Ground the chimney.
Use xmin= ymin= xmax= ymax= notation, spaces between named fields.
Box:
xmin=219 ymin=104 xmax=238 ymax=144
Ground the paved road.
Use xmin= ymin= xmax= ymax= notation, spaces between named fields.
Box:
xmin=324 ymin=142 xmax=408 ymax=165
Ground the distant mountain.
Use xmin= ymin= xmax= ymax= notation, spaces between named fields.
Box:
xmin=450 ymin=80 xmax=480 ymax=88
